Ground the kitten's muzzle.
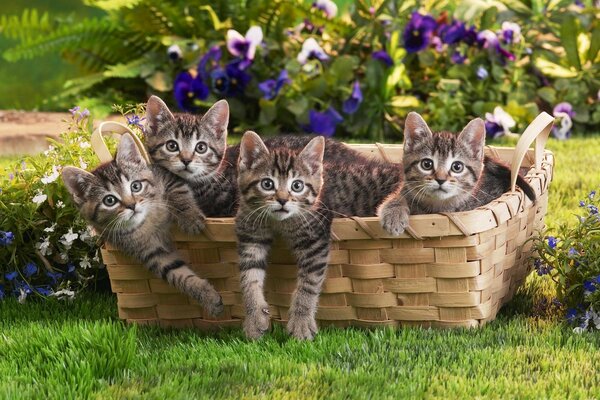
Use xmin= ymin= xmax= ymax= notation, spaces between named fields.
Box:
xmin=123 ymin=203 xmax=136 ymax=211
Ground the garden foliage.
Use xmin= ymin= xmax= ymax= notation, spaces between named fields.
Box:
xmin=1 ymin=0 xmax=599 ymax=140
xmin=533 ymin=190 xmax=600 ymax=332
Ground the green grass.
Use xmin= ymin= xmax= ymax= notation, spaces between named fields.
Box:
xmin=2 ymin=136 xmax=600 ymax=399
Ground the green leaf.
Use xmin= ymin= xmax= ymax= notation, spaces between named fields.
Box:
xmin=537 ymin=87 xmax=557 ymax=104
xmin=480 ymin=7 xmax=498 ymax=30
xmin=387 ymin=95 xmax=420 ymax=109
xmin=198 ymin=5 xmax=232 ymax=31
xmin=145 ymin=71 xmax=172 ymax=92
xmin=561 ymin=15 xmax=582 ymax=70
xmin=285 ymin=97 xmax=309 ymax=117
xmin=534 ymin=58 xmax=578 ymax=78
xmin=588 ymin=26 xmax=600 ymax=63
xmin=329 ymin=55 xmax=359 ymax=84
xmin=258 ymin=99 xmax=277 ymax=125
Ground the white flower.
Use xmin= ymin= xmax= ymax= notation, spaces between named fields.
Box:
xmin=500 ymin=21 xmax=521 ymax=44
xmin=18 ymin=288 xmax=28 ymax=304
xmin=32 ymin=190 xmax=48 ymax=205
xmin=52 ymin=288 xmax=76 ymax=300
xmin=44 ymin=223 xmax=57 ymax=233
xmin=41 ymin=166 xmax=60 ymax=184
xmin=80 ymin=254 xmax=92 ymax=270
xmin=93 ymin=250 xmax=100 ymax=263
xmin=59 ymin=252 xmax=69 ymax=262
xmin=56 ymin=200 xmax=65 ymax=209
xmin=60 ymin=228 xmax=79 ymax=250
xmin=79 ymin=141 xmax=91 ymax=149
xmin=297 ymin=38 xmax=329 ymax=64
xmin=78 ymin=226 xmax=96 ymax=244
xmin=485 ymin=106 xmax=516 ymax=136
xmin=79 ymin=157 xmax=88 ymax=170
xmin=36 ymin=236 xmax=52 ymax=256
xmin=313 ymin=0 xmax=338 ymax=18
xmin=43 ymin=145 xmax=55 ymax=156
xmin=573 ymin=327 xmax=585 ymax=334
xmin=226 ymin=26 xmax=263 ymax=60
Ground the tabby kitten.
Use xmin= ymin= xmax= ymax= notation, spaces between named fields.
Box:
xmin=236 ymin=132 xmax=409 ymax=340
xmin=144 ymin=95 xmax=238 ymax=217
xmin=387 ymin=112 xmax=536 ymax=215
xmin=61 ymin=133 xmax=224 ymax=315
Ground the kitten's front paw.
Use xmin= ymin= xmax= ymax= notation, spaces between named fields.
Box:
xmin=379 ymin=204 xmax=410 ymax=236
xmin=287 ymin=314 xmax=318 ymax=341
xmin=243 ymin=307 xmax=271 ymax=340
xmin=203 ymin=289 xmax=224 ymax=317
xmin=179 ymin=216 xmax=205 ymax=236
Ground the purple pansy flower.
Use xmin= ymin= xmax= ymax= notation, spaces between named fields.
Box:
xmin=552 ymin=102 xmax=576 ymax=140
xmin=312 ymin=0 xmax=338 ymax=18
xmin=403 ymin=12 xmax=437 ymax=53
xmin=477 ymin=30 xmax=515 ymax=61
xmin=500 ymin=22 xmax=521 ymax=44
xmin=225 ymin=59 xmax=252 ymax=95
xmin=258 ymin=70 xmax=291 ymax=100
xmin=226 ymin=26 xmax=263 ymax=67
xmin=211 ymin=68 xmax=230 ymax=95
xmin=484 ymin=106 xmax=515 ymax=138
xmin=431 ymin=36 xmax=444 ymax=52
xmin=23 ymin=262 xmax=37 ymax=278
xmin=372 ymin=50 xmax=394 ymax=67
xmin=298 ymin=38 xmax=329 ymax=64
xmin=307 ymin=107 xmax=343 ymax=137
xmin=439 ymin=20 xmax=466 ymax=45
xmin=198 ymin=46 xmax=222 ymax=78
xmin=0 ymin=231 xmax=14 ymax=246
xmin=173 ymin=71 xmax=209 ymax=111
xmin=450 ymin=51 xmax=466 ymax=64
xmin=342 ymin=81 xmax=363 ymax=114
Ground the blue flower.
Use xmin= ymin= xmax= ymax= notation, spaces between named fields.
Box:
xmin=565 ymin=308 xmax=578 ymax=322
xmin=67 ymin=263 xmax=76 ymax=274
xmin=568 ymin=248 xmax=579 ymax=257
xmin=46 ymin=271 xmax=63 ymax=285
xmin=439 ymin=20 xmax=466 ymax=45
xmin=403 ymin=12 xmax=437 ymax=53
xmin=5 ymin=271 xmax=17 ymax=281
xmin=588 ymin=205 xmax=598 ymax=215
xmin=307 ymin=107 xmax=343 ymax=137
xmin=579 ymin=200 xmax=586 ymax=207
xmin=589 ymin=190 xmax=596 ymax=200
xmin=35 ymin=286 xmax=52 ymax=296
xmin=450 ymin=51 xmax=466 ymax=65
xmin=547 ymin=236 xmax=557 ymax=249
xmin=126 ymin=114 xmax=145 ymax=129
xmin=173 ymin=71 xmax=210 ymax=111
xmin=583 ymin=280 xmax=596 ymax=293
xmin=211 ymin=68 xmax=230 ymax=95
xmin=258 ymin=70 xmax=290 ymax=100
xmin=372 ymin=50 xmax=394 ymax=67
xmin=0 ymin=231 xmax=14 ymax=246
xmin=23 ymin=262 xmax=37 ymax=278
xmin=476 ymin=66 xmax=489 ymax=80
xmin=197 ymin=46 xmax=222 ymax=80
xmin=342 ymin=81 xmax=363 ymax=115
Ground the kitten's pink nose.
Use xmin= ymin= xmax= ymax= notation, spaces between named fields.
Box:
xmin=435 ymin=179 xmax=446 ymax=186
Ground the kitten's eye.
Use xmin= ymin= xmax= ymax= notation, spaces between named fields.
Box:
xmin=260 ymin=178 xmax=275 ymax=191
xmin=103 ymin=195 xmax=118 ymax=207
xmin=131 ymin=181 xmax=143 ymax=193
xmin=420 ymin=159 xmax=434 ymax=170
xmin=195 ymin=141 xmax=208 ymax=154
xmin=291 ymin=180 xmax=304 ymax=193
xmin=165 ymin=140 xmax=179 ymax=152
xmin=451 ymin=161 xmax=464 ymax=173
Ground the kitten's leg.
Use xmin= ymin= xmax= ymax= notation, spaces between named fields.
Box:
xmin=140 ymin=246 xmax=223 ymax=316
xmin=287 ymin=218 xmax=331 ymax=340
xmin=378 ymin=189 xmax=410 ymax=236
xmin=165 ymin=179 xmax=206 ymax=235
xmin=237 ymin=227 xmax=273 ymax=339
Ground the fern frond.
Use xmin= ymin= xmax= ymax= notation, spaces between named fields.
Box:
xmin=0 ymin=9 xmax=52 ymax=42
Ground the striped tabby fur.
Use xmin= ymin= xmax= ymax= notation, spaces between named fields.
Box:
xmin=235 ymin=132 xmax=408 ymax=340
xmin=145 ymin=96 xmax=238 ymax=217
xmin=61 ymin=133 xmax=223 ymax=315
xmin=390 ymin=112 xmax=536 ymax=214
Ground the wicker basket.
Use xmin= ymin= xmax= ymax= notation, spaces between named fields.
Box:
xmin=94 ymin=113 xmax=555 ymax=330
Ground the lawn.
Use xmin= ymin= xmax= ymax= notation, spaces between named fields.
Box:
xmin=2 ymin=136 xmax=600 ymax=398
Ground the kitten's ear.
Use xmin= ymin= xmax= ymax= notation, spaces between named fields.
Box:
xmin=458 ymin=118 xmax=485 ymax=160
xmin=298 ymin=136 xmax=325 ymax=175
xmin=404 ymin=112 xmax=433 ymax=151
xmin=239 ymin=131 xmax=269 ymax=170
xmin=145 ymin=95 xmax=174 ymax=135
xmin=200 ymin=100 xmax=229 ymax=141
xmin=61 ymin=166 xmax=96 ymax=206
xmin=116 ymin=133 xmax=147 ymax=167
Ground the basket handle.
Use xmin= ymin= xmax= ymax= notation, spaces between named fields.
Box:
xmin=90 ymin=121 xmax=150 ymax=164
xmin=509 ymin=112 xmax=554 ymax=191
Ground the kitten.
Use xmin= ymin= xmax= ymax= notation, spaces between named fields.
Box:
xmin=144 ymin=96 xmax=238 ymax=217
xmin=235 ymin=132 xmax=409 ymax=340
xmin=391 ymin=112 xmax=536 ymax=214
xmin=61 ymin=133 xmax=224 ymax=316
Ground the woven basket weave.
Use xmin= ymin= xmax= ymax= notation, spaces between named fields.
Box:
xmin=94 ymin=113 xmax=555 ymax=330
